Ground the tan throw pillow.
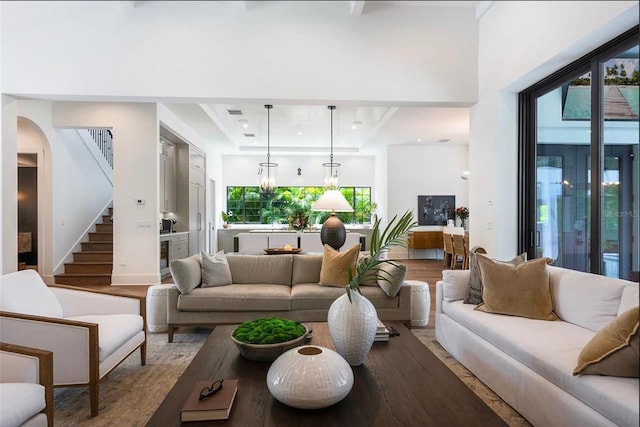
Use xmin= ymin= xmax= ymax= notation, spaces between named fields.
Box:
xmin=201 ymin=250 xmax=233 ymax=287
xmin=573 ymin=307 xmax=639 ymax=377
xmin=319 ymin=244 xmax=361 ymax=287
xmin=474 ymin=254 xmax=558 ymax=321
xmin=170 ymin=254 xmax=202 ymax=294
xmin=377 ymin=262 xmax=407 ymax=297
xmin=464 ymin=251 xmax=527 ymax=305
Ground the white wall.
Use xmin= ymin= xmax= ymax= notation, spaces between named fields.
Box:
xmin=0 ymin=1 xmax=477 ymax=106
xmin=471 ymin=1 xmax=639 ymax=258
xmin=1 ymin=96 xmax=18 ymax=273
xmin=52 ymin=102 xmax=159 ymax=284
xmin=387 ymin=145 xmax=469 ymax=223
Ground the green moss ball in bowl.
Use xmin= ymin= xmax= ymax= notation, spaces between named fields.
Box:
xmin=231 ymin=318 xmax=309 ymax=362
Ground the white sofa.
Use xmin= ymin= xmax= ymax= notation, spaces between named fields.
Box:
xmin=436 ymin=266 xmax=639 ymax=427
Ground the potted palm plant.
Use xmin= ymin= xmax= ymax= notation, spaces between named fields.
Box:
xmin=327 ymin=210 xmax=416 ymax=366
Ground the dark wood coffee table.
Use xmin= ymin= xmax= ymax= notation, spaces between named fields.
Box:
xmin=146 ymin=322 xmax=507 ymax=426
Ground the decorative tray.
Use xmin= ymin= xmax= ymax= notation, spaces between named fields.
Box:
xmin=264 ymin=248 xmax=302 ymax=255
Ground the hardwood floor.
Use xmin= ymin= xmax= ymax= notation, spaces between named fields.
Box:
xmin=81 ymin=258 xmax=452 ymax=330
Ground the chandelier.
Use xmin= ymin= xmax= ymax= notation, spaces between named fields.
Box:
xmin=258 ymin=104 xmax=278 ymax=196
xmin=323 ymin=105 xmax=340 ymax=189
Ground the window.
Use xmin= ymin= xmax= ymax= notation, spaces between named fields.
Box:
xmin=519 ymin=27 xmax=639 ymax=280
xmin=226 ymin=186 xmax=373 ymax=225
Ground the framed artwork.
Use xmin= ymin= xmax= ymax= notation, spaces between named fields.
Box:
xmin=418 ymin=195 xmax=455 ymax=226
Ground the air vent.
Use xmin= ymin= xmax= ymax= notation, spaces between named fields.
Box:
xmin=227 ymin=109 xmax=243 ymax=115
xmin=437 ymin=138 xmax=451 ymax=143
xmin=244 ymin=133 xmax=255 ymax=138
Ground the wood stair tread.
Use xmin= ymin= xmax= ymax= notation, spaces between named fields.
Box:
xmin=55 ymin=273 xmax=112 ymax=277
xmin=64 ymin=262 xmax=113 ymax=266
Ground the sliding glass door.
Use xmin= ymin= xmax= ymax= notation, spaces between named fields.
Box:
xmin=520 ymin=28 xmax=639 ymax=280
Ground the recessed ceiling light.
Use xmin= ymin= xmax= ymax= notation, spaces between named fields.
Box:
xmin=417 ymin=138 xmax=422 ymax=142
xmin=297 ymin=131 xmax=302 ymax=136
xmin=352 ymin=121 xmax=362 ymax=130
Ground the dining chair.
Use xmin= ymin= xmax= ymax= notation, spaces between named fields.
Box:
xmin=442 ymin=231 xmax=455 ymax=268
xmin=452 ymin=234 xmax=468 ymax=270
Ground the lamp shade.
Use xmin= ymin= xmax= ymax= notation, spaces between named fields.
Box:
xmin=311 ymin=190 xmax=354 ymax=213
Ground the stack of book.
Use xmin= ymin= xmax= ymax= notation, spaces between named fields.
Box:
xmin=375 ymin=319 xmax=390 ymax=342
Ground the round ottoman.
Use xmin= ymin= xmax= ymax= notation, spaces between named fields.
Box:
xmin=404 ymin=280 xmax=430 ymax=327
xmin=146 ymin=283 xmax=175 ymax=333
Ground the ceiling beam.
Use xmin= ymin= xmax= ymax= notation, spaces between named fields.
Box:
xmin=350 ymin=1 xmax=365 ymax=16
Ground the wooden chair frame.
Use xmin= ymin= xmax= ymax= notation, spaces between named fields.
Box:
xmin=0 ymin=342 xmax=54 ymax=427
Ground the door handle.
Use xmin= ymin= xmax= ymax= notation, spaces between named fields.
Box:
xmin=197 ymin=213 xmax=201 ymax=231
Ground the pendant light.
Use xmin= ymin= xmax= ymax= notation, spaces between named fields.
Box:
xmin=258 ymin=104 xmax=277 ymax=196
xmin=312 ymin=105 xmax=354 ymax=250
xmin=323 ymin=105 xmax=340 ymax=189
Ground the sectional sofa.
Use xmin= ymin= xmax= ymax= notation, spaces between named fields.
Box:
xmin=165 ymin=253 xmax=413 ymax=342
xmin=436 ymin=265 xmax=639 ymax=427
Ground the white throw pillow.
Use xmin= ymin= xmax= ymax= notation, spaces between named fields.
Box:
xmin=0 ymin=270 xmax=63 ymax=317
xmin=201 ymin=250 xmax=233 ymax=287
xmin=170 ymin=254 xmax=202 ymax=294
xmin=377 ymin=262 xmax=407 ymax=297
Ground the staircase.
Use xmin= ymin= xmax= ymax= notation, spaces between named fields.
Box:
xmin=54 ymin=208 xmax=113 ymax=286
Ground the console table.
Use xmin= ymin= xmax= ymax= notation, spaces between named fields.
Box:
xmin=408 ymin=231 xmax=443 ymax=259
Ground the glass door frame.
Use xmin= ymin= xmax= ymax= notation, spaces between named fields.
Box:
xmin=518 ymin=26 xmax=639 ymax=275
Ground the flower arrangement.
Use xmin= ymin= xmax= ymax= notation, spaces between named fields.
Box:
xmin=455 ymin=206 xmax=469 ymax=220
xmin=288 ymin=209 xmax=309 ymax=231
xmin=455 ymin=206 xmax=469 ymax=229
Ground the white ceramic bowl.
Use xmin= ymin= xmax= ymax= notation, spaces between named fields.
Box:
xmin=266 ymin=345 xmax=354 ymax=409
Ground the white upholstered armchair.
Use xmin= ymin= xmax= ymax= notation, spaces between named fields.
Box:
xmin=0 ymin=342 xmax=53 ymax=427
xmin=0 ymin=270 xmax=146 ymax=417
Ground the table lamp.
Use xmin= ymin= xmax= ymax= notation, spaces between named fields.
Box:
xmin=311 ymin=190 xmax=354 ymax=250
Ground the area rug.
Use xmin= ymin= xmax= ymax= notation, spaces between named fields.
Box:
xmin=53 ymin=327 xmax=530 ymax=426
xmin=53 ymin=328 xmax=212 ymax=427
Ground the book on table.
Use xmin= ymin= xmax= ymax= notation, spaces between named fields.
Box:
xmin=375 ymin=319 xmax=389 ymax=342
xmin=181 ymin=379 xmax=238 ymax=422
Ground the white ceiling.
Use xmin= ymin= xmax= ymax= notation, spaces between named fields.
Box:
xmin=158 ymin=1 xmax=480 ymax=155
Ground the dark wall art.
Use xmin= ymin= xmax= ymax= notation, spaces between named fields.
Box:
xmin=418 ymin=195 xmax=455 ymax=226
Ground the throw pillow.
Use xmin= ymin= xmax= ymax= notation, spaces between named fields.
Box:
xmin=201 ymin=250 xmax=233 ymax=287
xmin=573 ymin=306 xmax=639 ymax=377
xmin=319 ymin=244 xmax=361 ymax=287
xmin=464 ymin=252 xmax=527 ymax=305
xmin=377 ymin=262 xmax=407 ymax=297
xmin=474 ymin=254 xmax=558 ymax=321
xmin=357 ymin=253 xmax=379 ymax=286
xmin=170 ymin=254 xmax=202 ymax=294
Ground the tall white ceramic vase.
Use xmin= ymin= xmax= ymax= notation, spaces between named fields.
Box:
xmin=327 ymin=291 xmax=378 ymax=366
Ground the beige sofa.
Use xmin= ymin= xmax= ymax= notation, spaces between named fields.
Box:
xmin=166 ymin=254 xmax=412 ymax=342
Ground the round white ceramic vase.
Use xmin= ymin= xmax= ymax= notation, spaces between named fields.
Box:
xmin=327 ymin=290 xmax=378 ymax=366
xmin=266 ymin=345 xmax=354 ymax=409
